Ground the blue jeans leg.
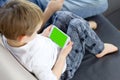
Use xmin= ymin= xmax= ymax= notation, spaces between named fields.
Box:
xmin=0 ymin=0 xmax=108 ymax=18
xmin=62 ymin=0 xmax=108 ymax=18
xmin=28 ymin=0 xmax=108 ymax=18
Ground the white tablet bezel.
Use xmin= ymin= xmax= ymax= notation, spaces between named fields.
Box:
xmin=49 ymin=25 xmax=70 ymax=48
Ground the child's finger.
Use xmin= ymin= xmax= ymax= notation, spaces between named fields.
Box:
xmin=67 ymin=41 xmax=73 ymax=46
xmin=46 ymin=25 xmax=52 ymax=31
xmin=48 ymin=25 xmax=53 ymax=29
xmin=65 ymin=41 xmax=73 ymax=50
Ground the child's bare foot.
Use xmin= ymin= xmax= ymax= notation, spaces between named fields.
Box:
xmin=89 ymin=21 xmax=97 ymax=29
xmin=96 ymin=43 xmax=118 ymax=58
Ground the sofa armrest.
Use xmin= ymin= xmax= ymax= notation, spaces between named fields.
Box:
xmin=0 ymin=44 xmax=37 ymax=80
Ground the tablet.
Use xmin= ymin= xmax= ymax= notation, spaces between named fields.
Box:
xmin=49 ymin=25 xmax=70 ymax=48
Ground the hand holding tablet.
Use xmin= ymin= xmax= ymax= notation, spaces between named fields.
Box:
xmin=49 ymin=25 xmax=70 ymax=48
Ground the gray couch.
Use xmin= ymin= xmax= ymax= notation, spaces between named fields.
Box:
xmin=104 ymin=0 xmax=120 ymax=16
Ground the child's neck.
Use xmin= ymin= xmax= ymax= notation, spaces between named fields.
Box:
xmin=7 ymin=39 xmax=26 ymax=47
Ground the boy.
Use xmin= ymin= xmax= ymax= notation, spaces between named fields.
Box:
xmin=0 ymin=0 xmax=118 ymax=80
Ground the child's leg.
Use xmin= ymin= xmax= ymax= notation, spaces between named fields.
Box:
xmin=53 ymin=11 xmax=101 ymax=80
xmin=96 ymin=43 xmax=118 ymax=58
xmin=69 ymin=18 xmax=118 ymax=58
xmin=53 ymin=11 xmax=118 ymax=57
xmin=60 ymin=21 xmax=87 ymax=80
xmin=53 ymin=11 xmax=86 ymax=80
xmin=52 ymin=11 xmax=118 ymax=80
xmin=52 ymin=11 xmax=96 ymax=32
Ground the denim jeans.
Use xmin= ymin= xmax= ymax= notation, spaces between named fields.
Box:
xmin=0 ymin=0 xmax=108 ymax=18
xmin=29 ymin=0 xmax=108 ymax=18
xmin=52 ymin=11 xmax=104 ymax=80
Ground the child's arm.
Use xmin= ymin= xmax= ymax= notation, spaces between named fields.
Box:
xmin=42 ymin=0 xmax=64 ymax=27
xmin=52 ymin=41 xmax=73 ymax=80
xmin=41 ymin=25 xmax=73 ymax=79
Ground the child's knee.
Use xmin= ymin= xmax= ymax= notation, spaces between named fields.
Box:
xmin=54 ymin=11 xmax=73 ymax=23
xmin=69 ymin=18 xmax=88 ymax=30
xmin=55 ymin=11 xmax=72 ymax=18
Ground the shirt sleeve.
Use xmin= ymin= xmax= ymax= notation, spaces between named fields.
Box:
xmin=32 ymin=64 xmax=57 ymax=80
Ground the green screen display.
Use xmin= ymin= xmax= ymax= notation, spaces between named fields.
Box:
xmin=49 ymin=26 xmax=68 ymax=48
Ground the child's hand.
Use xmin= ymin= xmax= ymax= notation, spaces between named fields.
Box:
xmin=47 ymin=0 xmax=64 ymax=12
xmin=41 ymin=25 xmax=52 ymax=37
xmin=60 ymin=41 xmax=73 ymax=57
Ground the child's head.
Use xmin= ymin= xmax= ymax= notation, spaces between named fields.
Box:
xmin=0 ymin=0 xmax=43 ymax=41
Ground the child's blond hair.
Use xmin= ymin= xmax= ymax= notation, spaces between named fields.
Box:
xmin=0 ymin=0 xmax=43 ymax=40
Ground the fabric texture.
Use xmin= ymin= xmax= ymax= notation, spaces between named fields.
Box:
xmin=29 ymin=0 xmax=108 ymax=18
xmin=52 ymin=11 xmax=104 ymax=80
